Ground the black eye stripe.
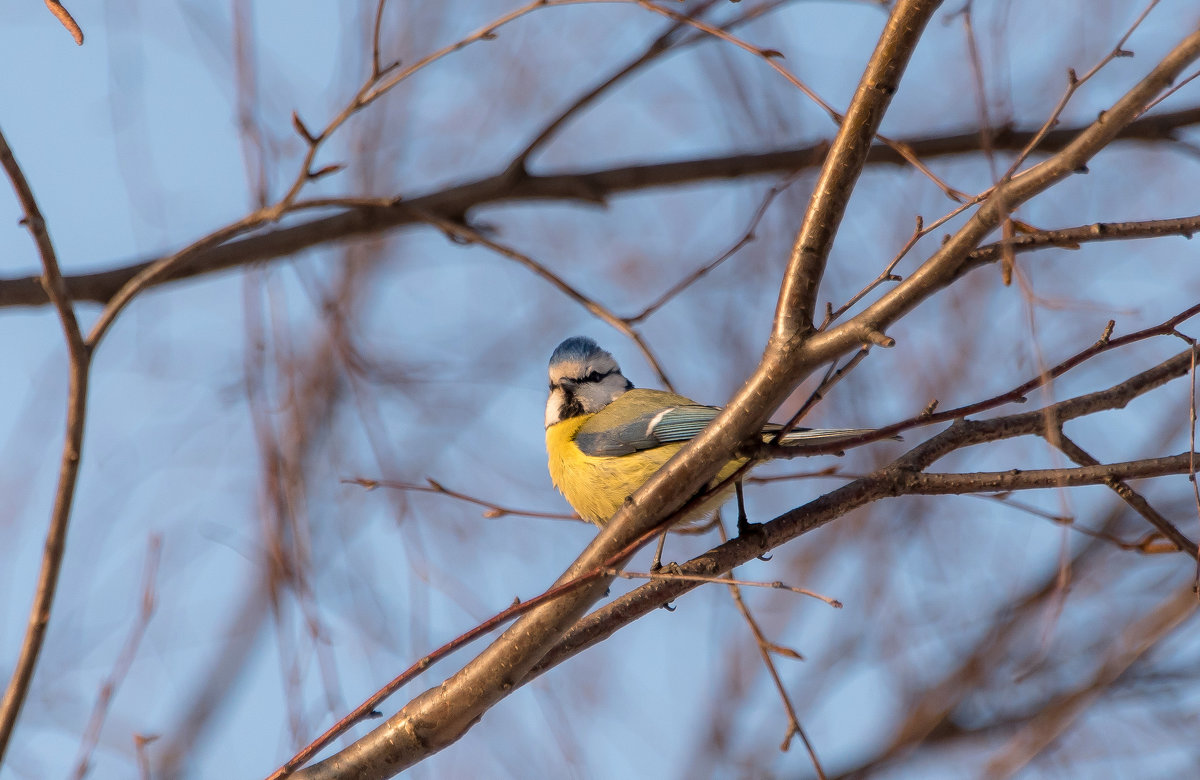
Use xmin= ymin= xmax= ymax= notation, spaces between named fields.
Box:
xmin=553 ymin=368 xmax=616 ymax=388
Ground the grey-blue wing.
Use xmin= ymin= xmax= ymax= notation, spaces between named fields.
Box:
xmin=574 ymin=404 xmax=721 ymax=456
xmin=574 ymin=400 xmax=883 ymax=456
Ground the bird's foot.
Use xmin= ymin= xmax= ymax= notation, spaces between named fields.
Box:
xmin=737 ymin=515 xmax=771 ymax=562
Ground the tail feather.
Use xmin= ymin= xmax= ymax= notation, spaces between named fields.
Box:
xmin=771 ymin=427 xmax=889 ymax=445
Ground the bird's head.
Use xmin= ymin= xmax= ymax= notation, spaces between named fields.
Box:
xmin=545 ymin=336 xmax=633 ymax=428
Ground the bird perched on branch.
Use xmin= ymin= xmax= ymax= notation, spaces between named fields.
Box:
xmin=545 ymin=336 xmax=882 ymax=532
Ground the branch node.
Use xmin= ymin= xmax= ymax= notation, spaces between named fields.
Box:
xmin=377 ymin=60 xmax=402 ymax=79
xmin=307 ymin=163 xmax=345 ymax=181
xmin=863 ymin=328 xmax=895 ymax=348
xmin=291 ymin=111 xmax=317 ymax=144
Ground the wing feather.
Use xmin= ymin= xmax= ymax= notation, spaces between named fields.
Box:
xmin=574 ymin=404 xmax=721 ymax=456
xmin=572 ymin=387 xmax=887 ymax=456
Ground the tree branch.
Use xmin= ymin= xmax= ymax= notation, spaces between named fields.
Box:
xmin=1052 ymin=432 xmax=1194 ymax=553
xmin=772 ymin=0 xmax=935 ymax=338
xmin=892 ymin=452 xmax=1200 ymax=495
xmin=2 ymin=108 xmax=1198 ymax=310
xmin=0 ymin=125 xmax=91 ymax=761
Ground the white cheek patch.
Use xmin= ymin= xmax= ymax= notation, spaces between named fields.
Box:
xmin=545 ymin=388 xmax=564 ymax=428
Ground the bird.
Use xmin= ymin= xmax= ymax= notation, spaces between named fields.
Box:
xmin=545 ymin=336 xmax=883 ymax=532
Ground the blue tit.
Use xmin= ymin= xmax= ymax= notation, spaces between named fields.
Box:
xmin=545 ymin=336 xmax=879 ymax=529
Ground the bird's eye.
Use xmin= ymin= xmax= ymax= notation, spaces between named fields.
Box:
xmin=586 ymin=371 xmax=603 ymax=382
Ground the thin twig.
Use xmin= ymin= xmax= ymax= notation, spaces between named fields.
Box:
xmin=0 ymin=125 xmax=92 ymax=762
xmin=87 ymin=215 xmax=267 ymax=348
xmin=71 ymin=536 xmax=162 ymax=779
xmin=276 ymin=0 xmax=625 ymax=216
xmin=704 ymin=521 xmax=824 ymax=768
xmin=347 ymin=477 xmax=581 ymax=522
xmin=628 ymin=167 xmax=810 ymax=324
xmin=605 ymin=568 xmax=842 ymax=607
xmin=1189 ymin=340 xmax=1200 ymax=583
xmin=955 ymin=3 xmax=1020 ymax=284
xmin=968 ymin=492 xmax=1182 ymax=554
xmin=1001 ymin=0 xmax=1162 ymax=181
xmin=780 ymin=346 xmax=872 ymax=436
xmin=371 ymin=0 xmax=398 ymax=79
xmin=820 ymin=217 xmax=917 ymax=330
xmin=511 ymin=0 xmax=721 ymax=170
xmin=44 ymin=0 xmax=84 ymax=45
xmin=1141 ymin=64 xmax=1200 ymax=115
xmin=719 ymin=551 xmax=826 ymax=775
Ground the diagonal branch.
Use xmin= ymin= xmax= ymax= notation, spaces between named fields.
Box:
xmin=1051 ymin=432 xmax=1193 ymax=553
xmin=772 ymin=0 xmax=937 ymax=338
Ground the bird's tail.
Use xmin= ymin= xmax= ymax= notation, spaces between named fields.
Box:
xmin=769 ymin=427 xmax=888 ymax=445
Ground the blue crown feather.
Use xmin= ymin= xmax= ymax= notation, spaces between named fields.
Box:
xmin=549 ymin=336 xmax=602 ymax=366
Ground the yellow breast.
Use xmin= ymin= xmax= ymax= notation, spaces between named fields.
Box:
xmin=546 ymin=413 xmax=743 ymax=527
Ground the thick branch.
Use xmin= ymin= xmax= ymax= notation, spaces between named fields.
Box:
xmin=892 ymin=453 xmax=1200 ymax=494
xmin=773 ymin=0 xmax=936 ymax=338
